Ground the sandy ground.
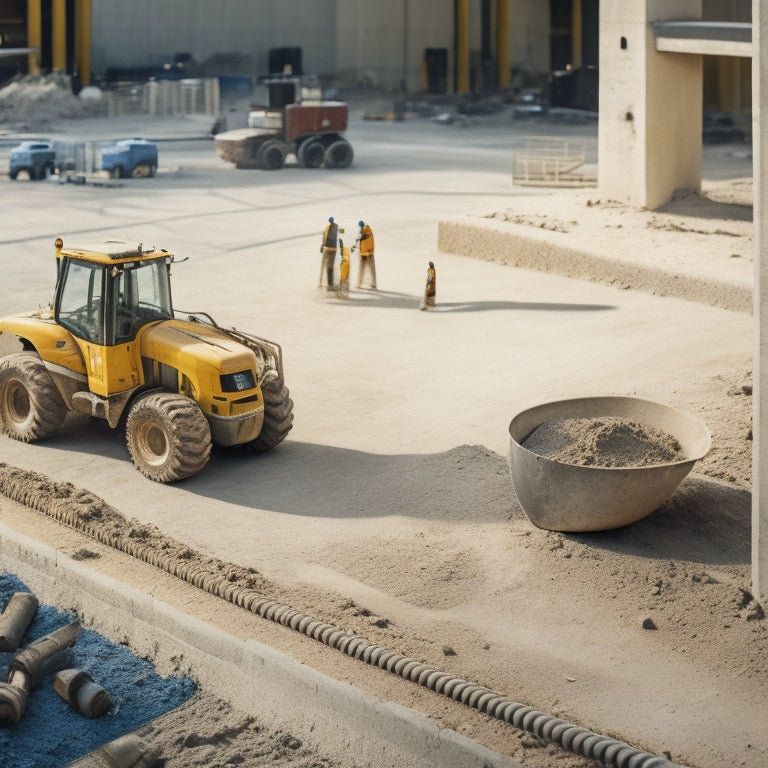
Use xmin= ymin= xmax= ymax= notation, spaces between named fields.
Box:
xmin=0 ymin=182 xmax=759 ymax=768
xmin=0 ymin=79 xmax=764 ymax=768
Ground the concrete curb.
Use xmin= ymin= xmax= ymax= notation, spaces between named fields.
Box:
xmin=437 ymin=217 xmax=752 ymax=314
xmin=0 ymin=522 xmax=518 ymax=768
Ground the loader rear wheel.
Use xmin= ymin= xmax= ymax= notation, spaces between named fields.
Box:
xmin=0 ymin=352 xmax=67 ymax=442
xmin=126 ymin=392 xmax=211 ymax=482
xmin=245 ymin=378 xmax=294 ymax=451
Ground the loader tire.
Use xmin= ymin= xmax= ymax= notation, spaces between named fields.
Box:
xmin=246 ymin=378 xmax=294 ymax=451
xmin=0 ymin=352 xmax=67 ymax=442
xmin=126 ymin=392 xmax=211 ymax=482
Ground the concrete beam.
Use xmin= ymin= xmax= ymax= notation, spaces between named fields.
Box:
xmin=653 ymin=21 xmax=752 ymax=57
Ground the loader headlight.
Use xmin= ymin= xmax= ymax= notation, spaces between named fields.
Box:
xmin=220 ymin=370 xmax=256 ymax=392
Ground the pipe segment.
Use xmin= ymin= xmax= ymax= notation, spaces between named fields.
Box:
xmin=0 ymin=591 xmax=39 ymax=651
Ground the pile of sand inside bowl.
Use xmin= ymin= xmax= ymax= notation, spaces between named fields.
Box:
xmin=521 ymin=416 xmax=685 ymax=467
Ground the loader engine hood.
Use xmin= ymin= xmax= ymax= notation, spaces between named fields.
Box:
xmin=139 ymin=319 xmax=262 ymax=384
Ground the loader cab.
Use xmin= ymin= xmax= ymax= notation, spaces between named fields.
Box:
xmin=54 ymin=239 xmax=174 ymax=347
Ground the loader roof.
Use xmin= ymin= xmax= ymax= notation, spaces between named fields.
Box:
xmin=55 ymin=238 xmax=170 ymax=264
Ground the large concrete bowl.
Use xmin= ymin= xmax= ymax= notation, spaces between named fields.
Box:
xmin=507 ymin=396 xmax=711 ymax=532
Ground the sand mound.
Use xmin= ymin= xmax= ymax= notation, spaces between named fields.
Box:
xmin=0 ymin=73 xmax=106 ymax=129
xmin=523 ymin=417 xmax=684 ymax=467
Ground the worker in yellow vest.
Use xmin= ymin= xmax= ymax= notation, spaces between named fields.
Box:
xmin=355 ymin=220 xmax=376 ymax=290
xmin=338 ymin=238 xmax=350 ymax=298
xmin=319 ymin=217 xmax=343 ymax=290
xmin=420 ymin=261 xmax=436 ymax=310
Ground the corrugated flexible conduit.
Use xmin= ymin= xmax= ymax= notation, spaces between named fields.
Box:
xmin=1 ymin=473 xmax=687 ymax=768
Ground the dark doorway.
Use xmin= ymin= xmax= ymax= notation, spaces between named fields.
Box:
xmin=550 ymin=0 xmax=573 ymax=71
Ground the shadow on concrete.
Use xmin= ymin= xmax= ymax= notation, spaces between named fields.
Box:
xmin=27 ymin=421 xmax=749 ymax=568
xmin=326 ymin=289 xmax=616 ymax=313
xmin=203 ymin=443 xmax=747 ymax=567
xmin=659 ymin=192 xmax=753 ymax=223
xmin=569 ymin=476 xmax=750 ymax=566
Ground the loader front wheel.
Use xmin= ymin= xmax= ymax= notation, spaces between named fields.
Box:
xmin=245 ymin=378 xmax=294 ymax=451
xmin=126 ymin=392 xmax=211 ymax=482
xmin=0 ymin=352 xmax=67 ymax=441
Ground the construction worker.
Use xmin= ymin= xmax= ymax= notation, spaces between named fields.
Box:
xmin=338 ymin=238 xmax=350 ymax=298
xmin=420 ymin=261 xmax=436 ymax=310
xmin=355 ymin=220 xmax=376 ymax=290
xmin=319 ymin=217 xmax=343 ymax=290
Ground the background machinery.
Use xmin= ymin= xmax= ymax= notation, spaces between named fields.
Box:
xmin=214 ymin=75 xmax=354 ymax=171
xmin=0 ymin=238 xmax=293 ymax=482
xmin=101 ymin=139 xmax=158 ymax=179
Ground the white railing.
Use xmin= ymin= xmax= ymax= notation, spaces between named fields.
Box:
xmin=513 ymin=138 xmax=596 ymax=187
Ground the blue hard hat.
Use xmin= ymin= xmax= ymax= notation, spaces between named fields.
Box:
xmin=358 ymin=220 xmax=364 ymax=228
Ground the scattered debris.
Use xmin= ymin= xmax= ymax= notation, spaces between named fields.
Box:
xmin=0 ymin=592 xmax=38 ymax=652
xmin=54 ymin=668 xmax=113 ymax=718
xmin=642 ymin=618 xmax=658 ymax=631
xmin=0 ymin=620 xmax=81 ymax=725
xmin=0 ymin=73 xmax=106 ymax=130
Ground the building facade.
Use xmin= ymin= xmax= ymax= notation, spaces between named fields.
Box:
xmin=0 ymin=0 xmax=561 ymax=93
xmin=0 ymin=0 xmax=750 ymax=113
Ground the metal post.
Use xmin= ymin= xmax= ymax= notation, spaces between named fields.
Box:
xmin=27 ymin=0 xmax=41 ymax=75
xmin=402 ymin=0 xmax=409 ymax=91
xmin=496 ymin=0 xmax=511 ymax=88
xmin=573 ymin=0 xmax=583 ymax=67
xmin=455 ymin=0 xmax=470 ymax=93
xmin=52 ymin=0 xmax=66 ymax=72
xmin=752 ymin=0 xmax=767 ymax=604
xmin=76 ymin=0 xmax=91 ymax=86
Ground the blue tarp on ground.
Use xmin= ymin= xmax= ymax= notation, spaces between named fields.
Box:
xmin=0 ymin=573 xmax=196 ymax=768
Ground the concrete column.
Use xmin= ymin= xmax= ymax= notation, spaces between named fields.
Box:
xmin=27 ymin=0 xmax=41 ymax=75
xmin=753 ymin=0 xmax=767 ymax=605
xmin=496 ymin=0 xmax=510 ymax=88
xmin=456 ymin=0 xmax=470 ymax=93
xmin=52 ymin=0 xmax=66 ymax=72
xmin=598 ymin=0 xmax=702 ymax=209
xmin=76 ymin=0 xmax=91 ymax=85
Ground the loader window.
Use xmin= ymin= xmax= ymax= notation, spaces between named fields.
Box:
xmin=57 ymin=259 xmax=105 ymax=344
xmin=113 ymin=258 xmax=173 ymax=344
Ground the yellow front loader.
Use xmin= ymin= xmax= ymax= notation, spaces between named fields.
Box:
xmin=0 ymin=238 xmax=293 ymax=482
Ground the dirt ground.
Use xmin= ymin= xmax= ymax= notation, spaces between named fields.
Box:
xmin=0 ymin=76 xmax=765 ymax=768
xmin=1 ymin=182 xmax=762 ymax=768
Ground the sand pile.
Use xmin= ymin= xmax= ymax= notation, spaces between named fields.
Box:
xmin=523 ymin=417 xmax=685 ymax=467
xmin=0 ymin=73 xmax=106 ymax=130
